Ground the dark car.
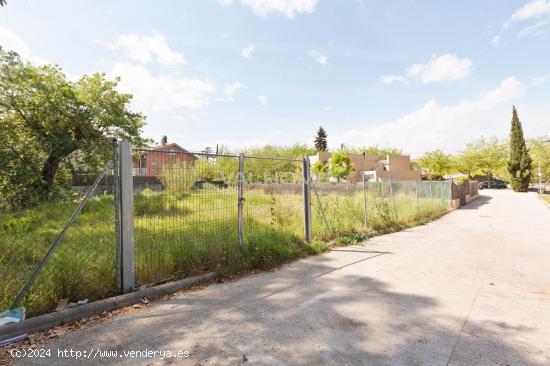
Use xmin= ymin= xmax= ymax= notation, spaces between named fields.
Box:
xmin=479 ymin=180 xmax=507 ymax=189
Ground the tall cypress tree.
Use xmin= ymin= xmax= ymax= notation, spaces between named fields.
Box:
xmin=314 ymin=126 xmax=328 ymax=152
xmin=507 ymin=106 xmax=532 ymax=192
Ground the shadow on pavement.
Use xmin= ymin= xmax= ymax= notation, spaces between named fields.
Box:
xmin=459 ymin=194 xmax=493 ymax=210
xmin=16 ymin=250 xmax=542 ymax=366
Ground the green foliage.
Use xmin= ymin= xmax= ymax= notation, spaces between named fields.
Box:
xmin=314 ymin=126 xmax=328 ymax=152
xmin=160 ymin=163 xmax=197 ymax=194
xmin=242 ymin=144 xmax=312 ymax=182
xmin=311 ymin=160 xmax=328 ymax=181
xmin=528 ymin=137 xmax=550 ymax=183
xmin=507 ymin=107 xmax=532 ymax=192
xmin=418 ymin=149 xmax=455 ymax=179
xmin=456 ymin=136 xmax=507 ymax=180
xmin=329 ymin=152 xmax=355 ymax=182
xmin=134 ymin=189 xmax=191 ymax=217
xmin=345 ymin=145 xmax=404 ymax=157
xmin=373 ymin=198 xmax=397 ymax=228
xmin=0 ymin=49 xmax=146 ymax=209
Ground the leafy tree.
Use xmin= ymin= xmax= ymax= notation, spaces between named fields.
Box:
xmin=329 ymin=152 xmax=355 ymax=182
xmin=242 ymin=144 xmax=314 ymax=182
xmin=0 ymin=49 xmax=146 ymax=208
xmin=456 ymin=137 xmax=507 ymax=180
xmin=418 ymin=149 xmax=455 ymax=180
xmin=345 ymin=145 xmax=404 ymax=157
xmin=528 ymin=137 xmax=550 ymax=184
xmin=311 ymin=160 xmax=328 ymax=181
xmin=507 ymin=106 xmax=532 ymax=191
xmin=314 ymin=126 xmax=328 ymax=152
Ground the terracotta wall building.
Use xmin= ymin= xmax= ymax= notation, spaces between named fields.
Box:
xmin=310 ymin=152 xmax=421 ymax=182
xmin=133 ymin=139 xmax=197 ymax=177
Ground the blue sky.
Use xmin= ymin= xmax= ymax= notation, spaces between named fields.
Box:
xmin=1 ymin=0 xmax=549 ymax=156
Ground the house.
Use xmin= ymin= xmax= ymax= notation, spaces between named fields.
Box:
xmin=133 ymin=137 xmax=198 ymax=176
xmin=309 ymin=151 xmax=421 ymax=182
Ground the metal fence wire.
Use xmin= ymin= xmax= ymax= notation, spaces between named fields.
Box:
xmin=132 ymin=149 xmax=240 ymax=286
xmin=0 ymin=159 xmax=118 ymax=316
xmin=310 ymin=179 xmax=452 ymax=240
xmin=1 ymin=142 xmax=456 ymax=317
xmin=243 ymin=156 xmax=305 ymax=248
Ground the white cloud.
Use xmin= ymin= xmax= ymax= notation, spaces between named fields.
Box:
xmin=491 ymin=35 xmax=501 ymax=46
xmin=220 ymin=0 xmax=318 ymax=18
xmin=505 ymin=0 xmax=550 ymax=27
xmin=257 ymin=95 xmax=268 ymax=105
xmin=324 ymin=106 xmax=333 ymax=111
xmin=108 ymin=63 xmax=215 ymax=113
xmin=309 ymin=49 xmax=328 ymax=65
xmin=0 ymin=26 xmax=47 ymax=65
xmin=98 ymin=31 xmax=186 ymax=66
xmin=406 ymin=54 xmax=473 ymax=84
xmin=241 ymin=44 xmax=255 ymax=59
xmin=333 ymin=77 xmax=530 ymax=156
xmin=382 ymin=54 xmax=473 ymax=85
xmin=216 ymin=81 xmax=247 ymax=102
xmin=381 ymin=74 xmax=406 ymax=85
xmin=518 ymin=20 xmax=549 ymax=37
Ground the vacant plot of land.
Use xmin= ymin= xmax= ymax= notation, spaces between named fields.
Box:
xmin=12 ymin=189 xmax=550 ymax=365
xmin=0 ymin=182 xmax=448 ymax=316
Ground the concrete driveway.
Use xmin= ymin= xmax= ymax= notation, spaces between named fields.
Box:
xmin=13 ymin=190 xmax=550 ymax=365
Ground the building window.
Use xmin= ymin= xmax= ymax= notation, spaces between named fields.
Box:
xmin=151 ymin=161 xmax=158 ymax=171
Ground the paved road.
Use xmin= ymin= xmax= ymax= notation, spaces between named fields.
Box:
xmin=15 ymin=190 xmax=550 ymax=365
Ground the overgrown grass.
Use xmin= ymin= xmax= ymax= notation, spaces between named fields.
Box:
xmin=542 ymin=194 xmax=550 ymax=205
xmin=0 ymin=182 xmax=450 ymax=317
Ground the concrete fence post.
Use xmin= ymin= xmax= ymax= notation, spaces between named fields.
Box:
xmin=118 ymin=141 xmax=135 ymax=293
xmin=302 ymin=156 xmax=312 ymax=242
xmin=415 ymin=180 xmax=420 ymax=216
xmin=388 ymin=178 xmax=397 ymax=220
xmin=362 ymin=174 xmax=368 ymax=228
xmin=112 ymin=139 xmax=122 ymax=293
xmin=237 ymin=153 xmax=245 ymax=252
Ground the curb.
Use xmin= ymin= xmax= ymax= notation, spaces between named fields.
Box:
xmin=537 ymin=194 xmax=550 ymax=210
xmin=0 ymin=272 xmax=216 ymax=342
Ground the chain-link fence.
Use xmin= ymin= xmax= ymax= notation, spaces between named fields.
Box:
xmin=0 ymin=159 xmax=118 ymax=317
xmin=243 ymin=156 xmax=304 ymax=252
xmin=311 ymin=179 xmax=452 ymax=240
xmin=131 ymin=150 xmax=308 ymax=286
xmin=1 ymin=141 xmax=455 ymax=318
xmin=132 ymin=149 xmax=240 ymax=286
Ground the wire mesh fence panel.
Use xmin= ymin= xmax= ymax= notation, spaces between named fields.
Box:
xmin=416 ymin=181 xmax=451 ymax=218
xmin=389 ymin=180 xmax=417 ymax=222
xmin=310 ymin=181 xmax=365 ymax=240
xmin=0 ymin=163 xmax=118 ymax=317
xmin=132 ymin=149 xmax=240 ymax=286
xmin=311 ymin=178 xmax=453 ymax=240
xmin=242 ymin=156 xmax=305 ymax=258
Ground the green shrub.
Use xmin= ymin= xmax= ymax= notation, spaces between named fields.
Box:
xmin=160 ymin=164 xmax=197 ymax=194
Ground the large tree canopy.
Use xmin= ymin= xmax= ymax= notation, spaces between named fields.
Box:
xmin=418 ymin=149 xmax=455 ymax=180
xmin=0 ymin=49 xmax=146 ymax=208
xmin=456 ymin=136 xmax=508 ymax=180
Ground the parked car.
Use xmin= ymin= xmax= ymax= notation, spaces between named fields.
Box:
xmin=479 ymin=180 xmax=507 ymax=189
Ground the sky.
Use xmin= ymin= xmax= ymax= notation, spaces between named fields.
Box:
xmin=1 ymin=0 xmax=549 ymax=156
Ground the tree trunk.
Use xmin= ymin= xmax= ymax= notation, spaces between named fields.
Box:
xmin=41 ymin=153 xmax=61 ymax=193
